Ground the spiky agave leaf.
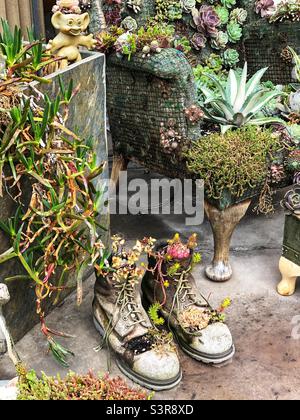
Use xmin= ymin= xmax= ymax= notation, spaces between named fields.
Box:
xmin=201 ymin=62 xmax=285 ymax=131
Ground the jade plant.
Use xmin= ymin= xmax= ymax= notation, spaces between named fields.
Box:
xmin=199 ymin=62 xmax=284 ymax=133
xmin=0 ymin=21 xmax=106 ymax=366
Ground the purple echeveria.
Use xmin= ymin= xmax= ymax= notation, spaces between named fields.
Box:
xmin=294 ymin=172 xmax=300 ymax=185
xmin=191 ymin=33 xmax=207 ymax=50
xmin=282 ymin=188 xmax=300 ymax=216
xmin=193 ymin=5 xmax=221 ymax=37
xmin=255 ymin=0 xmax=275 ymax=18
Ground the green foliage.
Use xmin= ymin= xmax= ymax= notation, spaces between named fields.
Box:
xmin=0 ymin=19 xmax=22 ymax=67
xmin=148 ymin=302 xmax=165 ymax=326
xmin=0 ymin=19 xmax=56 ymax=81
xmin=0 ymin=40 xmax=106 ymax=365
xmin=226 ymin=22 xmax=242 ymax=43
xmin=155 ymin=0 xmax=183 ymax=21
xmin=192 ymin=252 xmax=202 ymax=264
xmin=173 ymin=36 xmax=192 ymax=54
xmin=185 ymin=126 xmax=284 ymax=200
xmin=17 ymin=369 xmax=151 ymax=400
xmin=166 ymin=262 xmax=181 ymax=276
xmin=200 ymin=63 xmax=284 ymax=133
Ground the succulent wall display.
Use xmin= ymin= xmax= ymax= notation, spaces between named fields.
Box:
xmin=154 ymin=0 xmax=247 ymax=55
xmin=255 ymin=0 xmax=300 ymax=23
xmin=96 ymin=0 xmax=246 ymax=69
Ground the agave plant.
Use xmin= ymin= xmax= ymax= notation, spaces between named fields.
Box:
xmin=200 ymin=63 xmax=284 ymax=133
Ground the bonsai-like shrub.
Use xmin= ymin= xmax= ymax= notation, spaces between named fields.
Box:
xmin=185 ymin=126 xmax=284 ymax=202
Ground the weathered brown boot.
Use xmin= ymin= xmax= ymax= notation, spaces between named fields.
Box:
xmin=93 ymin=272 xmax=182 ymax=391
xmin=142 ymin=241 xmax=235 ymax=365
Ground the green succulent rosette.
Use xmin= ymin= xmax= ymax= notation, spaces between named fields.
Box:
xmin=226 ymin=22 xmax=242 ymax=43
xmin=222 ymin=48 xmax=239 ymax=67
xmin=211 ymin=30 xmax=229 ymax=50
xmin=230 ymin=7 xmax=247 ymax=24
xmin=214 ymin=5 xmax=230 ymax=24
xmin=220 ymin=0 xmax=236 ymax=9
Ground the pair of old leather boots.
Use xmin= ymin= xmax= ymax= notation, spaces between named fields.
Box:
xmin=93 ymin=241 xmax=234 ymax=391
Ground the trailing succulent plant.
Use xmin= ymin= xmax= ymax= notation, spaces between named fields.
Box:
xmin=17 ymin=368 xmax=151 ymax=400
xmin=185 ymin=126 xmax=286 ymax=211
xmin=199 ymin=63 xmax=284 ymax=133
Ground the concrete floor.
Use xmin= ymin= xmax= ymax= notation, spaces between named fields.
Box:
xmin=1 ymin=165 xmax=300 ymax=400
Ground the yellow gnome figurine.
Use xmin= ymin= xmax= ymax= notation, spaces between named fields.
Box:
xmin=47 ymin=0 xmax=96 ymax=69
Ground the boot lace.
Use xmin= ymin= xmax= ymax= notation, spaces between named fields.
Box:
xmin=114 ymin=280 xmax=146 ymax=328
xmin=169 ymin=269 xmax=210 ymax=321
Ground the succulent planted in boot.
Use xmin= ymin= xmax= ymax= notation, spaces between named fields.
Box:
xmin=142 ymin=234 xmax=235 ymax=364
xmin=93 ymin=236 xmax=182 ymax=391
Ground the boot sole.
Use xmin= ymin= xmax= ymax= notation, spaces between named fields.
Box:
xmin=142 ymin=295 xmax=235 ymax=365
xmin=93 ymin=316 xmax=182 ymax=392
xmin=173 ymin=329 xmax=235 ymax=365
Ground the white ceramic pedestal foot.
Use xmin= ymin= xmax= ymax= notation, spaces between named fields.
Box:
xmin=205 ymin=261 xmax=233 ymax=282
xmin=277 ymin=256 xmax=300 ymax=296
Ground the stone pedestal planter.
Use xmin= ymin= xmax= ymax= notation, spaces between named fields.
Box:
xmin=277 ymin=215 xmax=300 ymax=296
xmin=0 ymin=51 xmax=109 ymax=343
